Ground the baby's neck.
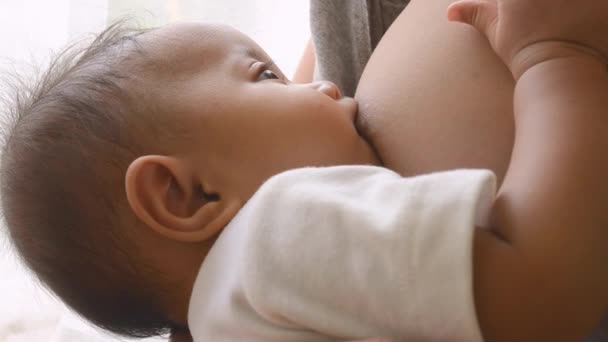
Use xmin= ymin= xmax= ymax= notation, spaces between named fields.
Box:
xmin=151 ymin=238 xmax=212 ymax=328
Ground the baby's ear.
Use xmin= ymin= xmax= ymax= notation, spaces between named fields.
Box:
xmin=125 ymin=155 xmax=240 ymax=242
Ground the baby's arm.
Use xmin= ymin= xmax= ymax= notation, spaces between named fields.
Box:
xmin=449 ymin=1 xmax=608 ymax=341
xmin=228 ymin=167 xmax=494 ymax=342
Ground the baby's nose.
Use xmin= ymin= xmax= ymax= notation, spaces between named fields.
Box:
xmin=309 ymin=81 xmax=342 ymax=100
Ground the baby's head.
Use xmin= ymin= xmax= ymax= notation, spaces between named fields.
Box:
xmin=0 ymin=22 xmax=379 ymax=337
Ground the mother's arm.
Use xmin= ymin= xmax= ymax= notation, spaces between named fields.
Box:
xmin=293 ymin=38 xmax=316 ymax=84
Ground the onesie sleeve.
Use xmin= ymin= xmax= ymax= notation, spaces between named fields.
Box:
xmin=239 ymin=166 xmax=494 ymax=342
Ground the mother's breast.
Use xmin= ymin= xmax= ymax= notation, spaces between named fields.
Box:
xmin=355 ymin=0 xmax=515 ymax=186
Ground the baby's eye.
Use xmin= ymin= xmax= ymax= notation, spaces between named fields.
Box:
xmin=257 ymin=69 xmax=280 ymax=81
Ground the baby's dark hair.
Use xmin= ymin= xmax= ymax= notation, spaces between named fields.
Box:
xmin=0 ymin=22 xmax=184 ymax=338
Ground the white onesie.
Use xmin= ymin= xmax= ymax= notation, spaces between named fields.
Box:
xmin=188 ymin=166 xmax=495 ymax=341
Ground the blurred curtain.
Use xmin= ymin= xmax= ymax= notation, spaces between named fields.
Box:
xmin=0 ymin=0 xmax=309 ymax=77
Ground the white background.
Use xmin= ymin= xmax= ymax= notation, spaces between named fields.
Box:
xmin=0 ymin=1 xmax=310 ymax=341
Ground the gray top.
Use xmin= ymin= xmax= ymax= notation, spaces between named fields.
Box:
xmin=310 ymin=0 xmax=409 ymax=97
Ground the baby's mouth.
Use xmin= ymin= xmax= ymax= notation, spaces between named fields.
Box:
xmin=339 ymin=96 xmax=358 ymax=121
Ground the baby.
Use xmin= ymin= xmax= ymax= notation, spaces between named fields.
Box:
xmin=2 ymin=0 xmax=608 ymax=341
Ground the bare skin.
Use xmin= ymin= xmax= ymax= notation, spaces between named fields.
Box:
xmin=356 ymin=0 xmax=514 ymax=185
xmin=357 ymin=0 xmax=608 ymax=340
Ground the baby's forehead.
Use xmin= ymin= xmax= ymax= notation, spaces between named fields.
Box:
xmin=138 ymin=22 xmax=263 ymax=74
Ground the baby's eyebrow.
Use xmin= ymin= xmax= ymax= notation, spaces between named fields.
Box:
xmin=244 ymin=47 xmax=265 ymax=61
xmin=243 ymin=47 xmax=275 ymax=69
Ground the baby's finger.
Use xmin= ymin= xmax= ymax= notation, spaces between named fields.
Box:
xmin=447 ymin=0 xmax=498 ymax=38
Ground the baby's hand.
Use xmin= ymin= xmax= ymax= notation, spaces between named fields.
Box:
xmin=447 ymin=0 xmax=608 ymax=79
